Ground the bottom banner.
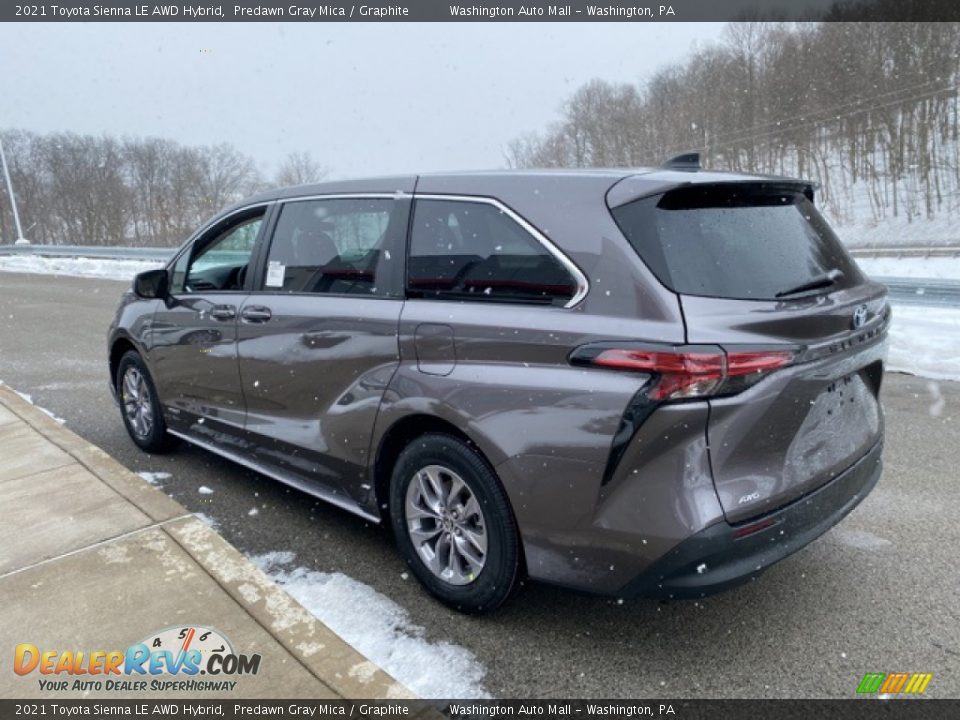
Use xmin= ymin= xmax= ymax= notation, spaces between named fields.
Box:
xmin=1 ymin=699 xmax=956 ymax=720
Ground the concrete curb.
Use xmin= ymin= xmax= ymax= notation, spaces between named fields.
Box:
xmin=0 ymin=384 xmax=414 ymax=700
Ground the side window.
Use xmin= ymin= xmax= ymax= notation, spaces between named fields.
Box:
xmin=407 ymin=199 xmax=578 ymax=306
xmin=173 ymin=211 xmax=264 ymax=294
xmin=169 ymin=248 xmax=190 ymax=293
xmin=263 ymin=198 xmax=398 ymax=296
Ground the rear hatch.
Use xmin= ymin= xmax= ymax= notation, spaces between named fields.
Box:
xmin=611 ymin=181 xmax=889 ymax=523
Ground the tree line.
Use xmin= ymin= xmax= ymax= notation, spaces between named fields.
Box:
xmin=508 ymin=21 xmax=960 ymax=240
xmin=0 ymin=132 xmax=326 ymax=247
xmin=3 ymin=18 xmax=957 ymax=247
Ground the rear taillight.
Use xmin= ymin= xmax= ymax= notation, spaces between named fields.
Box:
xmin=573 ymin=345 xmax=794 ymax=401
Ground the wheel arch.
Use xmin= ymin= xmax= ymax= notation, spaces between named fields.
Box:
xmin=372 ymin=412 xmax=528 ymax=588
xmin=109 ymin=335 xmax=141 ymax=392
xmin=372 ymin=414 xmax=477 ymax=521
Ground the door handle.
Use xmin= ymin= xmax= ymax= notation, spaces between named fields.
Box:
xmin=241 ymin=305 xmax=272 ymax=323
xmin=209 ymin=305 xmax=236 ymax=321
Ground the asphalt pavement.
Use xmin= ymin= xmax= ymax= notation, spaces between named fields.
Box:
xmin=1 ymin=271 xmax=958 ymax=698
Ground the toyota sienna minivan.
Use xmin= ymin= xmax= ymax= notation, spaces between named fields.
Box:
xmin=108 ymin=156 xmax=888 ymax=612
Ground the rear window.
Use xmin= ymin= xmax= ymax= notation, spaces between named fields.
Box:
xmin=610 ymin=183 xmax=863 ymax=300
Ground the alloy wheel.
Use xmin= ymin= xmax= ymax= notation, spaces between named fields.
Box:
xmin=122 ymin=366 xmax=154 ymax=438
xmin=404 ymin=464 xmax=488 ymax=585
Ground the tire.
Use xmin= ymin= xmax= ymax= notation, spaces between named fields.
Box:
xmin=389 ymin=433 xmax=522 ymax=613
xmin=116 ymin=350 xmax=175 ymax=454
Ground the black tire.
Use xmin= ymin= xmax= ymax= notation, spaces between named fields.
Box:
xmin=116 ymin=350 xmax=175 ymax=454
xmin=389 ymin=433 xmax=522 ymax=613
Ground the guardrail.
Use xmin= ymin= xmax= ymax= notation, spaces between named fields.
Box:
xmin=2 ymin=244 xmax=959 ymax=306
xmin=0 ymin=244 xmax=174 ymax=261
xmin=880 ymin=276 xmax=960 ymax=306
xmin=849 ymin=246 xmax=960 ymax=258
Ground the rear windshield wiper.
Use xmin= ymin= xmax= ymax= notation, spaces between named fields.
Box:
xmin=775 ymin=269 xmax=844 ymax=298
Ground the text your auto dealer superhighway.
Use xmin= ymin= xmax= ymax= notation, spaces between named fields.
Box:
xmin=236 ymin=4 xmax=410 ymax=17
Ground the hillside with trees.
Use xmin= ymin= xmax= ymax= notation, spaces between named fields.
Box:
xmin=508 ymin=21 xmax=960 ymax=246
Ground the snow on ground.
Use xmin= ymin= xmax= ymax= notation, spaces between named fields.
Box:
xmin=887 ymin=304 xmax=960 ymax=382
xmin=0 ymin=254 xmax=161 ymax=281
xmin=36 ymin=406 xmax=67 ymax=424
xmin=198 ymin=485 xmax=214 ymax=495
xmin=136 ymin=471 xmax=172 ymax=485
xmin=819 ymin=160 xmax=960 ymax=248
xmin=252 ymin=552 xmax=491 ymax=699
xmin=856 ymin=256 xmax=960 ymax=281
xmin=0 ymin=380 xmax=67 ymax=423
xmin=831 ymin=210 xmax=959 ymax=248
xmin=193 ymin=512 xmax=220 ymax=531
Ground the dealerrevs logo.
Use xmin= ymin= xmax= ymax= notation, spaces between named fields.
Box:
xmin=14 ymin=625 xmax=261 ymax=693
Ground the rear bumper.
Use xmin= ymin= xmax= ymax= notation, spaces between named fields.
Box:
xmin=620 ymin=438 xmax=883 ymax=599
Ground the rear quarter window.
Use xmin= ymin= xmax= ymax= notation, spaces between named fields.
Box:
xmin=610 ymin=183 xmax=863 ymax=300
xmin=407 ymin=198 xmax=579 ymax=307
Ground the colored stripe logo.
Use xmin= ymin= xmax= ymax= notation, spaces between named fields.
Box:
xmin=857 ymin=672 xmax=932 ymax=695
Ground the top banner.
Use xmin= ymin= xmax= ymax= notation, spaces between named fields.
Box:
xmin=5 ymin=0 xmax=960 ymax=22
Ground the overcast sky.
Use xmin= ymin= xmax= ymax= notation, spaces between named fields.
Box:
xmin=0 ymin=22 xmax=725 ymax=178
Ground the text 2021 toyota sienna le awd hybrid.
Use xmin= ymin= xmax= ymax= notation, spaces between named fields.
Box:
xmin=108 ymin=156 xmax=888 ymax=612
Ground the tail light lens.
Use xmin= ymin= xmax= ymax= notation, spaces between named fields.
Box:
xmin=573 ymin=345 xmax=794 ymax=401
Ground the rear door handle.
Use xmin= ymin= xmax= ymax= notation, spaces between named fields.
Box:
xmin=209 ymin=305 xmax=236 ymax=321
xmin=241 ymin=306 xmax=272 ymax=324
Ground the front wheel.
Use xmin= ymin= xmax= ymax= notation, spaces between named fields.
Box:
xmin=389 ymin=433 xmax=522 ymax=613
xmin=116 ymin=350 xmax=174 ymax=453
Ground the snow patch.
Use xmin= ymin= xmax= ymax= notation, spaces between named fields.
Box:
xmin=856 ymin=256 xmax=960 ymax=281
xmin=37 ymin=406 xmax=66 ymax=424
xmin=887 ymin=304 xmax=960 ymax=382
xmin=0 ymin=254 xmax=162 ymax=281
xmin=198 ymin=485 xmax=214 ymax=495
xmin=137 ymin=471 xmax=171 ymax=485
xmin=296 ymin=641 xmax=326 ymax=658
xmin=193 ymin=512 xmax=220 ymax=531
xmin=255 ymin=550 xmax=296 ymax=567
xmin=0 ymin=383 xmax=67 ymax=424
xmin=927 ymin=381 xmax=946 ymax=417
xmin=98 ymin=544 xmax=131 ymax=564
xmin=348 ymin=660 xmax=380 ymax=684
xmin=236 ymin=582 xmax=262 ymax=605
xmin=251 ymin=552 xmax=491 ymax=699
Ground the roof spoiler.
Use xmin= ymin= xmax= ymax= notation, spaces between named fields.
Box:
xmin=659 ymin=153 xmax=818 ymax=201
xmin=660 ymin=152 xmax=701 ymax=171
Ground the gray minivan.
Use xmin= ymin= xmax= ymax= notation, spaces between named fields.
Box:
xmin=108 ymin=157 xmax=889 ymax=612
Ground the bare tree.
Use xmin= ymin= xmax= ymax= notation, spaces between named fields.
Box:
xmin=194 ymin=143 xmax=261 ymax=218
xmin=274 ymin=151 xmax=328 ymax=187
xmin=0 ymin=131 xmax=266 ymax=247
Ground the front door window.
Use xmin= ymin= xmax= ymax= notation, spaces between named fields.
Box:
xmin=171 ymin=212 xmax=264 ymax=294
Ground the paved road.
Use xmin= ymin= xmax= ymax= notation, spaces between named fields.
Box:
xmin=1 ymin=272 xmax=958 ymax=699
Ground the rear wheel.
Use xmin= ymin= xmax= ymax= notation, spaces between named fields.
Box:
xmin=389 ymin=433 xmax=522 ymax=613
xmin=116 ymin=350 xmax=174 ymax=453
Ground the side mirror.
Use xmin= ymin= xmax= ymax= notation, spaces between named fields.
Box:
xmin=133 ymin=268 xmax=169 ymax=299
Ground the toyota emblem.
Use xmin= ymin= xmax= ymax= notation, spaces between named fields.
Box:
xmin=852 ymin=305 xmax=868 ymax=329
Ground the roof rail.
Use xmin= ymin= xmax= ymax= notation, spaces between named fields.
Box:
xmin=661 ymin=152 xmax=701 ymax=171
